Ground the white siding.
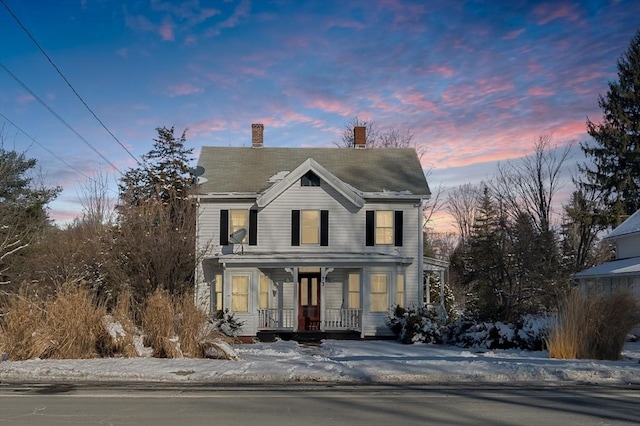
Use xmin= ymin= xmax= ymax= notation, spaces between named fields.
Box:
xmin=616 ymin=234 xmax=640 ymax=259
xmin=195 ymin=178 xmax=425 ymax=337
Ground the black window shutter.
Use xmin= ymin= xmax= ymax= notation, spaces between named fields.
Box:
xmin=291 ymin=210 xmax=300 ymax=246
xmin=249 ymin=210 xmax=258 ymax=246
xmin=365 ymin=210 xmax=375 ymax=246
xmin=220 ymin=210 xmax=229 ymax=245
xmin=320 ymin=210 xmax=329 ymax=246
xmin=394 ymin=210 xmax=403 ymax=247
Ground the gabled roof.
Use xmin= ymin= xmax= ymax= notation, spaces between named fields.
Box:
xmin=573 ymin=256 xmax=640 ymax=279
xmin=256 ymin=158 xmax=365 ymax=208
xmin=605 ymin=209 xmax=640 ymax=240
xmin=195 ymin=147 xmax=430 ymax=198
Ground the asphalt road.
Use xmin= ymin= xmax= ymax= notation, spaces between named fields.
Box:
xmin=0 ymin=383 xmax=638 ymax=425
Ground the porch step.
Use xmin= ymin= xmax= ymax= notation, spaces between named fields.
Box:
xmin=257 ymin=330 xmax=361 ymax=343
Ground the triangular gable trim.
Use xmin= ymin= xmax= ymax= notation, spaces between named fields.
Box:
xmin=256 ymin=158 xmax=365 ymax=208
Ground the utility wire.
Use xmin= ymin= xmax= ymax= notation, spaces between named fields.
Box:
xmin=0 ymin=62 xmax=123 ymax=174
xmin=0 ymin=0 xmax=140 ymax=165
xmin=0 ymin=111 xmax=95 ymax=183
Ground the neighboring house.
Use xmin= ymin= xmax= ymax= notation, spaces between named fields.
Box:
xmin=193 ymin=124 xmax=431 ymax=339
xmin=574 ymin=209 xmax=640 ymax=301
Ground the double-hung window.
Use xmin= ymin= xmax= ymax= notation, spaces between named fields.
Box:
xmin=220 ymin=209 xmax=258 ymax=245
xmin=301 ymin=210 xmax=319 ymax=244
xmin=291 ymin=210 xmax=329 ymax=246
xmin=230 ymin=210 xmax=248 ymax=243
xmin=259 ymin=274 xmax=269 ymax=309
xmin=348 ymin=273 xmax=360 ymax=309
xmin=231 ymin=275 xmax=249 ymax=312
xmin=365 ymin=210 xmax=403 ymax=246
xmin=396 ymin=274 xmax=405 ymax=307
xmin=370 ymin=274 xmax=388 ymax=312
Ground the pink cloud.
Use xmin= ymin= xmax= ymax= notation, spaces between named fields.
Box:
xmin=241 ymin=67 xmax=266 ymax=76
xmin=306 ymin=98 xmax=353 ymax=116
xmin=167 ymin=83 xmax=203 ymax=97
xmin=393 ymin=90 xmax=442 ymax=114
xmin=504 ymin=29 xmax=525 ymax=40
xmin=188 ymin=118 xmax=228 ymax=137
xmin=528 ymin=86 xmax=556 ymax=96
xmin=16 ymin=94 xmax=35 ymax=104
xmin=427 ymin=65 xmax=456 ymax=78
xmin=326 ymin=18 xmax=365 ymax=30
xmin=159 ymin=18 xmax=175 ymax=41
xmin=534 ymin=2 xmax=581 ymax=25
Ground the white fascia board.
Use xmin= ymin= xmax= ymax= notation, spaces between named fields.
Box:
xmin=195 ymin=192 xmax=258 ymax=200
xmin=256 ymin=158 xmax=365 ymax=208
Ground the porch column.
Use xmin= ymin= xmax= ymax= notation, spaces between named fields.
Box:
xmin=320 ymin=267 xmax=334 ymax=331
xmin=439 ymin=270 xmax=446 ymax=319
xmin=285 ymin=267 xmax=298 ymax=331
xmin=425 ymin=272 xmax=431 ymax=304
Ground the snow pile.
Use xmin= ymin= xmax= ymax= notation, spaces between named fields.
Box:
xmin=1 ymin=340 xmax=638 ymax=385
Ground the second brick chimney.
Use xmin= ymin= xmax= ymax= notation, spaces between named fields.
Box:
xmin=252 ymin=123 xmax=264 ymax=148
xmin=354 ymin=126 xmax=366 ymax=148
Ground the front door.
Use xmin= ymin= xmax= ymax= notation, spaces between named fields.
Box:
xmin=298 ymin=273 xmax=321 ymax=330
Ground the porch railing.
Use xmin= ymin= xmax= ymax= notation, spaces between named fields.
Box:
xmin=324 ymin=308 xmax=361 ymax=331
xmin=258 ymin=308 xmax=294 ymax=329
xmin=257 ymin=308 xmax=362 ymax=331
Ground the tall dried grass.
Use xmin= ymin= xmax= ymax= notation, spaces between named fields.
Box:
xmin=176 ymin=292 xmax=208 ymax=357
xmin=2 ymin=284 xmax=237 ymax=360
xmin=0 ymin=289 xmax=47 ymax=360
xmin=142 ymin=288 xmax=180 ymax=358
xmin=102 ymin=289 xmax=138 ymax=357
xmin=0 ymin=283 xmax=108 ymax=360
xmin=547 ymin=289 xmax=640 ymax=360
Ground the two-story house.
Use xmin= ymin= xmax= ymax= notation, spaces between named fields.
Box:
xmin=574 ymin=209 xmax=640 ymax=300
xmin=193 ymin=124 xmax=431 ymax=340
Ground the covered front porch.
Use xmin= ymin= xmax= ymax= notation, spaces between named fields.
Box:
xmin=211 ymin=252 xmax=414 ymax=337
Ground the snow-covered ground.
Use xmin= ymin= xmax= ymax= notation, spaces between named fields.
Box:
xmin=1 ymin=340 xmax=639 ymax=385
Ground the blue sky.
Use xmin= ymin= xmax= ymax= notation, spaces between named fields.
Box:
xmin=0 ymin=0 xmax=638 ymax=231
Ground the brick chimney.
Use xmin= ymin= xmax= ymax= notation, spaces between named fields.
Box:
xmin=252 ymin=123 xmax=264 ymax=148
xmin=354 ymin=126 xmax=366 ymax=148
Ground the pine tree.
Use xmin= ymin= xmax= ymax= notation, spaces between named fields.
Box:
xmin=0 ymin=144 xmax=60 ymax=284
xmin=580 ymin=30 xmax=640 ymax=226
xmin=118 ymin=126 xmax=194 ymax=207
xmin=114 ymin=126 xmax=196 ymax=300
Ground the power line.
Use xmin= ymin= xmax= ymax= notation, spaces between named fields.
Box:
xmin=0 ymin=0 xmax=140 ymax=165
xmin=1 ymin=111 xmax=93 ymax=182
xmin=0 ymin=62 xmax=123 ymax=174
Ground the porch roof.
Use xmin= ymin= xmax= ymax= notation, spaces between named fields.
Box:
xmin=573 ymin=256 xmax=640 ymax=279
xmin=209 ymin=252 xmax=414 ymax=268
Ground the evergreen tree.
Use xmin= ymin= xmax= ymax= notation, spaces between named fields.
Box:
xmin=0 ymin=143 xmax=60 ymax=284
xmin=118 ymin=126 xmax=194 ymax=207
xmin=580 ymin=30 xmax=640 ymax=226
xmin=115 ymin=126 xmax=196 ymax=301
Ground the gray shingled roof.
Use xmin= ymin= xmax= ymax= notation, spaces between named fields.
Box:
xmin=196 ymin=147 xmax=430 ymax=196
xmin=605 ymin=209 xmax=640 ymax=240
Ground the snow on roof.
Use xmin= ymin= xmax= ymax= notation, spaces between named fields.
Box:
xmin=573 ymin=256 xmax=640 ymax=279
xmin=606 ymin=209 xmax=640 ymax=240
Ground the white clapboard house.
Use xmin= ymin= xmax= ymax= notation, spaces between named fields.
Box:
xmin=574 ymin=209 xmax=640 ymax=301
xmin=193 ymin=124 xmax=431 ymax=339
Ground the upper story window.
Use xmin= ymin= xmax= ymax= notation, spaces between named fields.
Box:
xmin=301 ymin=210 xmax=320 ymax=244
xmin=375 ymin=211 xmax=394 ymax=245
xmin=230 ymin=209 xmax=248 ymax=243
xmin=365 ymin=210 xmax=403 ymax=247
xmin=292 ymin=210 xmax=329 ymax=246
xmin=301 ymin=171 xmax=320 ymax=186
xmin=220 ymin=209 xmax=258 ymax=246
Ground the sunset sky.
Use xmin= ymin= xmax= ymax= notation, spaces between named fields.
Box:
xmin=1 ymin=0 xmax=638 ymax=231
